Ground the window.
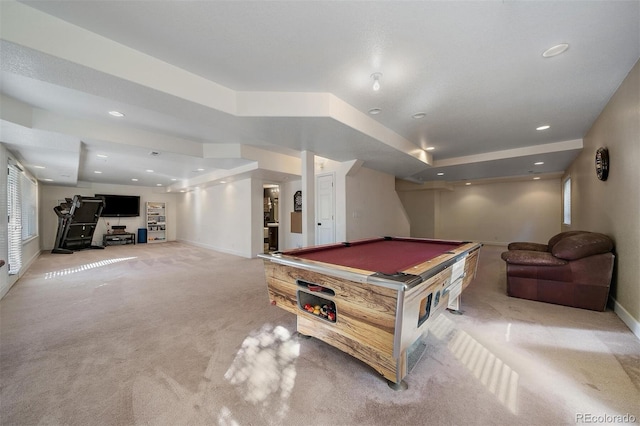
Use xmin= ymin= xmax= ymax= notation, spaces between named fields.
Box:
xmin=563 ymin=177 xmax=571 ymax=225
xmin=7 ymin=164 xmax=22 ymax=275
xmin=21 ymin=172 xmax=37 ymax=240
xmin=6 ymin=160 xmax=37 ymax=275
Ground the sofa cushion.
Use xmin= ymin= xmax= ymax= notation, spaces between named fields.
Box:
xmin=551 ymin=233 xmax=613 ymax=260
xmin=547 ymin=230 xmax=590 ymax=248
xmin=501 ymin=250 xmax=568 ymax=266
xmin=507 ymin=242 xmax=549 ymax=251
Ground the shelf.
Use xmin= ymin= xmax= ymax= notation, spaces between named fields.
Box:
xmin=146 ymin=202 xmax=167 ymax=243
xmin=103 ymin=233 xmax=135 ymax=246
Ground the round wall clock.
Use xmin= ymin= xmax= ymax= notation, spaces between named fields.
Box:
xmin=595 ymin=147 xmax=609 ymax=181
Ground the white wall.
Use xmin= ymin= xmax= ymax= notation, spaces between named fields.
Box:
xmin=564 ymin=60 xmax=639 ymax=333
xmin=346 ymin=167 xmax=410 ymax=240
xmin=40 ymin=183 xmax=178 ymax=250
xmin=438 ymin=179 xmax=561 ymax=244
xmin=177 ymin=178 xmax=253 ymax=257
xmin=398 ymin=178 xmax=562 ymax=245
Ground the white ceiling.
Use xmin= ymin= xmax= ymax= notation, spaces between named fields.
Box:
xmin=1 ymin=1 xmax=638 ymax=189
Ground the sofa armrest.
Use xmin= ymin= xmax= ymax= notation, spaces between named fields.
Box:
xmin=507 ymin=242 xmax=549 ymax=251
xmin=501 ymin=250 xmax=568 ymax=266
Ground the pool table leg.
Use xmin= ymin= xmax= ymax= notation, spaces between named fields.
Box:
xmin=447 ymin=294 xmax=464 ymax=315
xmin=387 ymin=380 xmax=408 ymax=391
xmin=296 ymin=331 xmax=312 ymax=339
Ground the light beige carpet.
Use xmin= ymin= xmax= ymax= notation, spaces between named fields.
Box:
xmin=1 ymin=242 xmax=638 ymax=425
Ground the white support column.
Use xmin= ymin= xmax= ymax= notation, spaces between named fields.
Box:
xmin=301 ymin=151 xmax=315 ymax=247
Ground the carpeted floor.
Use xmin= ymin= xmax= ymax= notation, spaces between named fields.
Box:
xmin=1 ymin=242 xmax=638 ymax=426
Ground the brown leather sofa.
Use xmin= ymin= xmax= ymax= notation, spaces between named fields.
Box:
xmin=501 ymin=231 xmax=615 ymax=311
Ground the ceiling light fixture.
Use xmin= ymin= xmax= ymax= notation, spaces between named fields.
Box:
xmin=108 ymin=111 xmax=125 ymax=117
xmin=146 ymin=169 xmax=154 ymax=173
xmin=533 ymin=177 xmax=541 ymax=180
xmin=43 ymin=178 xmax=53 ymax=182
xmin=542 ymin=43 xmax=569 ymax=58
xmin=437 ymin=172 xmax=444 ymax=176
xmin=33 ymin=165 xmax=45 ymax=169
xmin=534 ymin=161 xmax=545 ymax=165
xmin=371 ymin=72 xmax=382 ymax=91
xmin=426 ymin=147 xmax=435 ymax=151
xmin=131 ymin=178 xmax=138 ymax=181
xmin=97 ymin=154 xmax=108 ymax=158
xmin=412 ymin=112 xmax=426 ymax=119
xmin=368 ymin=108 xmax=381 ymax=115
xmin=94 ymin=170 xmax=102 ymax=174
xmin=536 ymin=125 xmax=550 ymax=131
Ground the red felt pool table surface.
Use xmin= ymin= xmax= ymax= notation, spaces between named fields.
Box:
xmin=281 ymin=237 xmax=463 ymax=275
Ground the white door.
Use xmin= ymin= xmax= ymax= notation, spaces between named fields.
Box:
xmin=316 ymin=173 xmax=335 ymax=245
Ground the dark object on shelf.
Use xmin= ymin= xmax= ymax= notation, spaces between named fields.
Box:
xmin=111 ymin=225 xmax=127 ymax=234
xmin=52 ymin=195 xmax=105 ymax=254
xmin=501 ymin=231 xmax=615 ymax=311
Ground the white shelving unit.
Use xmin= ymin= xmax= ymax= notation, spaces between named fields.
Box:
xmin=146 ymin=202 xmax=166 ymax=243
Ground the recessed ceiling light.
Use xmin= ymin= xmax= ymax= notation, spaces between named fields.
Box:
xmin=465 ymin=182 xmax=471 ymax=186
xmin=534 ymin=161 xmax=545 ymax=165
xmin=197 ymin=168 xmax=205 ymax=172
xmin=43 ymin=178 xmax=53 ymax=182
xmin=97 ymin=154 xmax=108 ymax=158
xmin=171 ymin=178 xmax=177 ymax=181
xmin=437 ymin=172 xmax=444 ymax=176
xmin=33 ymin=165 xmax=45 ymax=169
xmin=368 ymin=108 xmax=382 ymax=115
xmin=146 ymin=169 xmax=154 ymax=173
xmin=412 ymin=112 xmax=426 ymax=119
xmin=542 ymin=43 xmax=569 ymax=58
xmin=533 ymin=177 xmax=541 ymax=180
xmin=156 ymin=184 xmax=162 ymax=186
xmin=108 ymin=111 xmax=125 ymax=117
xmin=426 ymin=147 xmax=435 ymax=151
xmin=94 ymin=170 xmax=102 ymax=174
xmin=220 ymin=181 xmax=227 ymax=184
xmin=131 ymin=178 xmax=138 ymax=182
xmin=536 ymin=125 xmax=550 ymax=131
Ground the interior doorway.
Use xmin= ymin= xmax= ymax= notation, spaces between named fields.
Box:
xmin=316 ymin=173 xmax=335 ymax=245
xmin=263 ymin=184 xmax=280 ymax=252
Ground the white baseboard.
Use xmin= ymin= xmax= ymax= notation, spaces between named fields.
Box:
xmin=177 ymin=239 xmax=250 ymax=258
xmin=0 ymin=249 xmax=41 ymax=300
xmin=612 ymin=297 xmax=640 ymax=340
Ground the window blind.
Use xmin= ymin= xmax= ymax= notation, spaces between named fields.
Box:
xmin=7 ymin=164 xmax=22 ymax=275
xmin=21 ymin=172 xmax=37 ymax=240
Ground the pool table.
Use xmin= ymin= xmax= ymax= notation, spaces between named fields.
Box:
xmin=259 ymin=236 xmax=481 ymax=389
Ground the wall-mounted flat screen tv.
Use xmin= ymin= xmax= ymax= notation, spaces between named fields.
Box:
xmin=95 ymin=194 xmax=141 ymax=217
